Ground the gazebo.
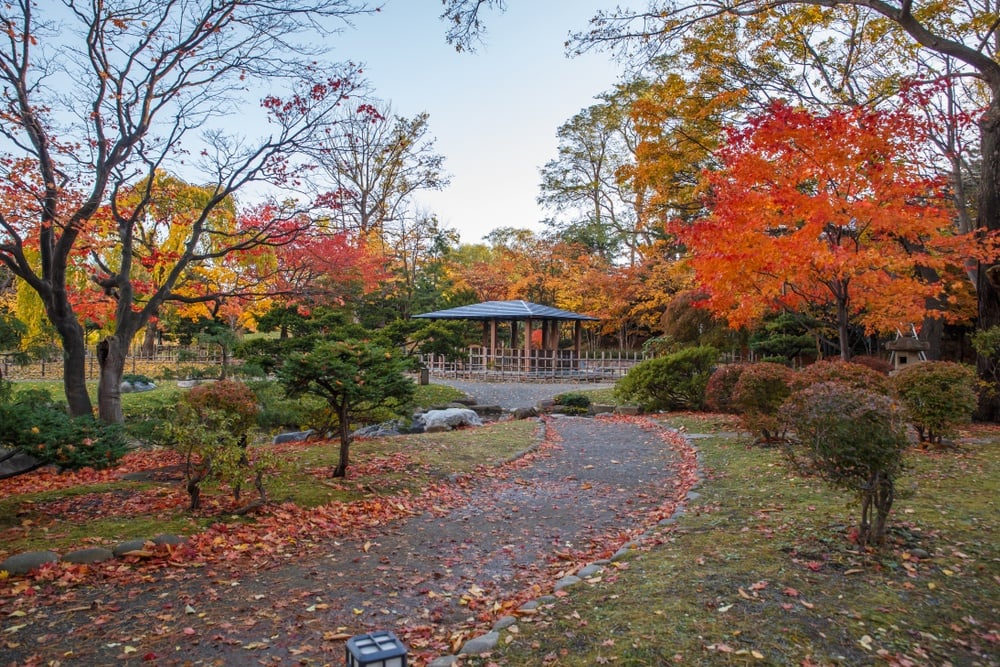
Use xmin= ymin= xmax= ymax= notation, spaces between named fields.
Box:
xmin=413 ymin=300 xmax=599 ymax=377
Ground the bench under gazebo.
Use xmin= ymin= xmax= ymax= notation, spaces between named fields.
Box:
xmin=413 ymin=299 xmax=602 ymax=379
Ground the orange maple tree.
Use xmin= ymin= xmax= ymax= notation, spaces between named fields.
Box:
xmin=678 ymin=102 xmax=990 ymax=359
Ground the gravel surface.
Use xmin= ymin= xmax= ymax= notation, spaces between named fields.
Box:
xmin=432 ymin=378 xmax=617 ymax=410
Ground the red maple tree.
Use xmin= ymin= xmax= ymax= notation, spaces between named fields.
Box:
xmin=677 ymin=102 xmax=992 ymax=358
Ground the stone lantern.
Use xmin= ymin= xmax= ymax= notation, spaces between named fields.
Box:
xmin=886 ymin=334 xmax=929 ymax=373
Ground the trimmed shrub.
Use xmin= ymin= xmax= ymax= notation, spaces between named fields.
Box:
xmin=732 ymin=362 xmax=795 ymax=442
xmin=553 ymin=392 xmax=591 ymax=415
xmin=248 ymin=380 xmax=326 ymax=431
xmin=554 ymin=392 xmax=591 ymax=409
xmin=781 ymin=382 xmax=909 ymax=548
xmin=184 ymin=380 xmax=259 ymax=436
xmin=794 ymin=359 xmax=890 ymax=395
xmin=704 ymin=363 xmax=748 ymax=414
xmin=172 ymin=380 xmax=269 ymax=510
xmin=892 ymin=362 xmax=977 ymax=445
xmin=121 ymin=386 xmax=185 ymax=445
xmin=614 ymin=346 xmax=718 ymax=412
xmin=0 ymin=382 xmax=128 ymax=471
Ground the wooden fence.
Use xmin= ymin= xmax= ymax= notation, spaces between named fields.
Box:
xmin=1 ymin=346 xmax=228 ymax=382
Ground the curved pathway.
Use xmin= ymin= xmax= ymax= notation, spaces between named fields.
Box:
xmin=432 ymin=377 xmax=617 ymax=410
xmin=1 ymin=414 xmax=694 ymax=666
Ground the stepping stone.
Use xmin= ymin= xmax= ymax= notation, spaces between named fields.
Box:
xmin=1 ymin=551 xmax=59 ymax=575
xmin=460 ymin=631 xmax=499 ymax=655
xmin=63 ymin=548 xmax=114 ymax=564
xmin=493 ymin=616 xmax=517 ymax=631
xmin=113 ymin=539 xmax=151 ymax=557
xmin=554 ymin=574 xmax=582 ymax=591
xmin=152 ymin=534 xmax=185 ymax=546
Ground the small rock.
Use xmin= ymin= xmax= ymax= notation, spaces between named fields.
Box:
xmin=0 ymin=551 xmax=59 ymax=575
xmin=687 ymin=491 xmax=702 ymax=501
xmin=518 ymin=600 xmax=540 ymax=612
xmin=460 ymin=631 xmax=500 ymax=655
xmin=577 ymin=564 xmax=603 ymax=578
xmin=152 ymin=534 xmax=185 ymax=546
xmin=63 ymin=547 xmax=114 ymax=564
xmin=909 ymin=548 xmax=930 ymax=559
xmin=590 ymin=403 xmax=615 ymax=415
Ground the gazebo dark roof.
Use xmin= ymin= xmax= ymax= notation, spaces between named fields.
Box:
xmin=413 ymin=300 xmax=598 ymax=322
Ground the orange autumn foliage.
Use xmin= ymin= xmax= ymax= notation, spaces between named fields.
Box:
xmin=677 ymin=102 xmax=994 ymax=346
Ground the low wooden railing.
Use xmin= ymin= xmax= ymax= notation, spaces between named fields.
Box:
xmin=419 ymin=348 xmax=646 ymax=382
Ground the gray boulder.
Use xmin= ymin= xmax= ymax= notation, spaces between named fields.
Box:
xmin=272 ymin=429 xmax=314 ymax=444
xmin=418 ymin=408 xmax=483 ymax=431
xmin=512 ymin=406 xmax=538 ymax=420
xmin=120 ymin=380 xmax=157 ymax=393
xmin=353 ymin=420 xmax=406 ymax=439
xmin=0 ymin=448 xmax=42 ymax=478
xmin=470 ymin=404 xmax=503 ymax=418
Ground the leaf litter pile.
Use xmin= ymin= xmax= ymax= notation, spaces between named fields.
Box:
xmin=0 ymin=415 xmax=697 ymax=666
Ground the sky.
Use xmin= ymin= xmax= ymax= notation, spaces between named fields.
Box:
xmin=327 ymin=1 xmax=624 ymax=243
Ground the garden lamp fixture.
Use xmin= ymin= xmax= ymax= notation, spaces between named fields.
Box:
xmin=345 ymin=630 xmax=408 ymax=667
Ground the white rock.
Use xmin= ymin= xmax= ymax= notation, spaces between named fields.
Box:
xmin=420 ymin=408 xmax=483 ymax=430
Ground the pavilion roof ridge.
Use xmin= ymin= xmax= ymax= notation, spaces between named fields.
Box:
xmin=413 ymin=299 xmax=599 ymax=321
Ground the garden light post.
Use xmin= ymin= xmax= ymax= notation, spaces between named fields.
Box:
xmin=345 ymin=630 xmax=408 ymax=667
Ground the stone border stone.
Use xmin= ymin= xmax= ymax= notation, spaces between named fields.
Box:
xmin=1 ymin=535 xmax=187 ymax=577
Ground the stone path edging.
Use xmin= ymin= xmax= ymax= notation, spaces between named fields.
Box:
xmin=0 ymin=533 xmax=188 ymax=576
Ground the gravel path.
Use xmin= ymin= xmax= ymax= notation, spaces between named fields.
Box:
xmin=2 ymin=413 xmax=694 ymax=666
xmin=432 ymin=378 xmax=617 ymax=410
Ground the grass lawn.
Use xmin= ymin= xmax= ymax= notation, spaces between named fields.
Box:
xmin=465 ymin=417 xmax=1000 ymax=667
xmin=0 ymin=380 xmax=493 ymax=557
xmin=2 ymin=383 xmax=997 ymax=665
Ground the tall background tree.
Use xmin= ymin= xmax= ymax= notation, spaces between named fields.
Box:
xmin=0 ymin=0 xmax=372 ymax=422
xmin=571 ymin=0 xmax=1000 ymax=412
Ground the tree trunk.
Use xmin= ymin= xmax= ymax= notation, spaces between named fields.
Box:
xmin=333 ymin=401 xmax=351 ymax=478
xmin=837 ymin=296 xmax=851 ymax=361
xmin=97 ymin=335 xmax=127 ymax=424
xmin=48 ymin=308 xmax=92 ymax=418
xmin=976 ymin=100 xmax=1000 ymax=421
xmin=140 ymin=321 xmax=157 ymax=357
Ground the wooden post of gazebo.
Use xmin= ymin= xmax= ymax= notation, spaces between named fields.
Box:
xmin=574 ymin=321 xmax=583 ymax=367
xmin=524 ymin=317 xmax=533 ymax=373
